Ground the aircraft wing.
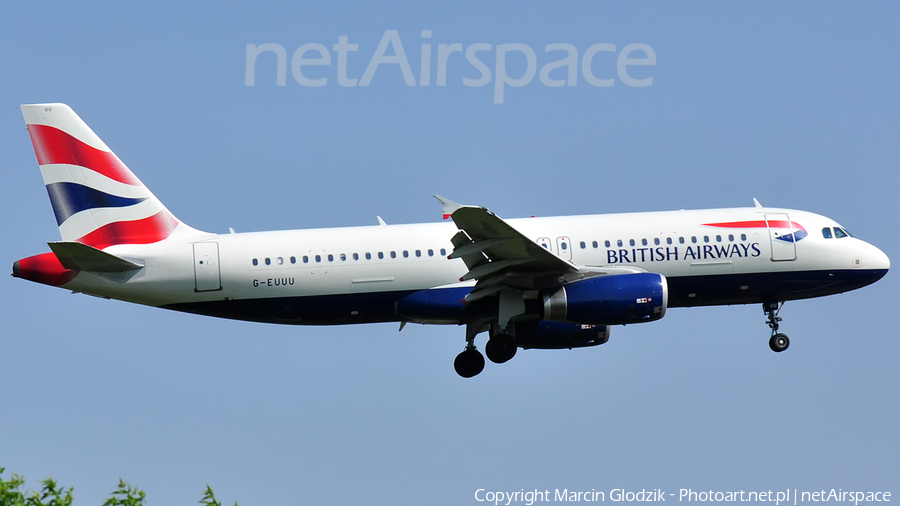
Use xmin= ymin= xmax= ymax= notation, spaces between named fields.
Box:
xmin=435 ymin=196 xmax=577 ymax=303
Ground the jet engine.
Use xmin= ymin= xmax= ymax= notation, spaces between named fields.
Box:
xmin=542 ymin=272 xmax=668 ymax=325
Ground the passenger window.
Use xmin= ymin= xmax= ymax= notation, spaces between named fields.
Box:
xmin=441 ymin=248 xmax=446 ymax=256
xmin=641 ymin=239 xmax=648 ymax=246
xmin=365 ymin=252 xmax=372 ymax=260
xmin=561 ymin=242 xmax=568 ymax=250
xmin=834 ymin=227 xmax=848 ymax=238
xmin=428 ymin=249 xmax=434 ymax=256
xmin=703 ymin=236 xmax=709 ymax=243
xmin=691 ymin=236 xmax=697 ymax=244
xmin=416 ymin=250 xmax=421 ymax=257
xmin=328 ymin=254 xmax=334 ymax=262
xmin=654 ymin=238 xmax=660 ymax=245
xmin=315 ymin=255 xmax=321 ymax=262
xmin=667 ymin=238 xmax=673 ymax=245
xmin=715 ymin=235 xmax=721 ymax=243
xmin=378 ymin=252 xmax=384 ymax=259
xmin=390 ymin=251 xmax=396 ymax=258
xmin=579 ymin=241 xmax=586 ymax=249
xmin=353 ymin=253 xmax=359 ymax=260
xmin=277 ymin=257 xmax=284 ymax=265
xmin=303 ymin=256 xmax=309 ymax=263
xmin=541 ymin=243 xmax=548 ymax=249
xmin=340 ymin=253 xmax=347 ymax=261
xmin=265 ymin=258 xmax=271 ymax=265
xmin=679 ymin=237 xmax=685 ymax=244
xmin=291 ymin=256 xmax=296 ymax=264
xmin=728 ymin=234 xmax=734 ymax=242
xmin=617 ymin=240 xmax=623 ymax=247
xmin=741 ymin=233 xmax=747 ymax=241
xmin=252 ymin=258 xmax=258 ymax=266
xmin=629 ymin=239 xmax=635 ymax=246
xmin=822 ymin=227 xmax=833 ymax=239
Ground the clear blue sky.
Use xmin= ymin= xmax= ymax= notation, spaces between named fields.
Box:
xmin=1 ymin=2 xmax=898 ymax=505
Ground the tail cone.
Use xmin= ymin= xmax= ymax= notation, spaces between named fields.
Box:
xmin=13 ymin=252 xmax=77 ymax=287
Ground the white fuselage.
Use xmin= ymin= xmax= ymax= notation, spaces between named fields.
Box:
xmin=55 ymin=205 xmax=888 ymax=325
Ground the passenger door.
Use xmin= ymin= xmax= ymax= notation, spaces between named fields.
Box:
xmin=765 ymin=213 xmax=797 ymax=261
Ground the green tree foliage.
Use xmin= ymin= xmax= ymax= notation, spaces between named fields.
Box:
xmin=101 ymin=480 xmax=144 ymax=506
xmin=198 ymin=485 xmax=239 ymax=506
xmin=0 ymin=468 xmax=26 ymax=506
xmin=0 ymin=468 xmax=237 ymax=506
xmin=0 ymin=468 xmax=73 ymax=506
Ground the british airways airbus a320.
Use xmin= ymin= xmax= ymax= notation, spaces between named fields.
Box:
xmin=13 ymin=104 xmax=890 ymax=377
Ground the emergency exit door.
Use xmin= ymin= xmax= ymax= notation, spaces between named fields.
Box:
xmin=556 ymin=236 xmax=572 ymax=261
xmin=193 ymin=242 xmax=222 ymax=291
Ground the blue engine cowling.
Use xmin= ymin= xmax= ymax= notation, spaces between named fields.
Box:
xmin=514 ymin=321 xmax=610 ymax=349
xmin=542 ymin=273 xmax=668 ymax=325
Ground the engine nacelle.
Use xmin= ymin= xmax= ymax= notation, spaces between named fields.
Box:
xmin=542 ymin=272 xmax=667 ymax=325
xmin=513 ymin=321 xmax=610 ymax=349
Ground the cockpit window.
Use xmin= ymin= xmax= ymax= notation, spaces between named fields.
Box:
xmin=834 ymin=227 xmax=848 ymax=238
xmin=822 ymin=227 xmax=833 ymax=239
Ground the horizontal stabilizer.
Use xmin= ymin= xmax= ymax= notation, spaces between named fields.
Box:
xmin=47 ymin=241 xmax=143 ymax=272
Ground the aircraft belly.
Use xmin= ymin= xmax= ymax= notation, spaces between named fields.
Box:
xmin=666 ymin=269 xmax=887 ymax=307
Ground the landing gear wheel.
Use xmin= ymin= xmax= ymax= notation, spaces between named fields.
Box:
xmin=454 ymin=348 xmax=485 ymax=378
xmin=763 ymin=302 xmax=790 ymax=353
xmin=769 ymin=333 xmax=790 ymax=352
xmin=485 ymin=334 xmax=517 ymax=364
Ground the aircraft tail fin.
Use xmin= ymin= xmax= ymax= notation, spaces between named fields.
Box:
xmin=21 ymin=103 xmax=199 ymax=249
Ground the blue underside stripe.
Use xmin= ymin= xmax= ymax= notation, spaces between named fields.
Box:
xmin=161 ymin=269 xmax=889 ymax=325
xmin=45 ymin=182 xmax=147 ymax=225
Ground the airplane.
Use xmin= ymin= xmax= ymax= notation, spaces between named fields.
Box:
xmin=12 ymin=103 xmax=890 ymax=378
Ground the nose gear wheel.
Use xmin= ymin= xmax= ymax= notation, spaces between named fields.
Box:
xmin=763 ymin=301 xmax=789 ymax=352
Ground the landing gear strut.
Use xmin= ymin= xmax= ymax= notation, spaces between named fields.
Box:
xmin=764 ymin=301 xmax=790 ymax=352
xmin=454 ymin=323 xmax=485 ymax=378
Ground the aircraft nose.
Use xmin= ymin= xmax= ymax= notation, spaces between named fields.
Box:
xmin=870 ymin=244 xmax=891 ymax=272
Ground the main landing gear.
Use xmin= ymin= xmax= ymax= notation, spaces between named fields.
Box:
xmin=764 ymin=301 xmax=790 ymax=352
xmin=454 ymin=343 xmax=485 ymax=378
xmin=454 ymin=322 xmax=485 ymax=378
xmin=453 ymin=324 xmax=518 ymax=378
xmin=485 ymin=332 xmax=517 ymax=364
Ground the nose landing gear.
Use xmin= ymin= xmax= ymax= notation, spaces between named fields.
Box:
xmin=764 ymin=301 xmax=790 ymax=352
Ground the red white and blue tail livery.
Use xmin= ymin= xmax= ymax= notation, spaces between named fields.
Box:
xmin=21 ymin=104 xmax=199 ymax=247
xmin=12 ymin=104 xmax=890 ymax=378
